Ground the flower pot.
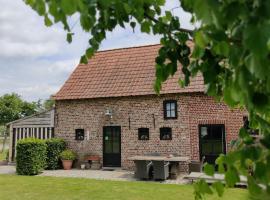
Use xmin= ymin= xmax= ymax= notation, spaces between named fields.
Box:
xmin=62 ymin=160 xmax=73 ymax=170
xmin=81 ymin=164 xmax=86 ymax=170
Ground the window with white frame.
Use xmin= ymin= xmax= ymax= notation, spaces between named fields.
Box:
xmin=163 ymin=100 xmax=177 ymax=119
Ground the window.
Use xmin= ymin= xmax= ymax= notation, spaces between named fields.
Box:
xmin=75 ymin=129 xmax=84 ymax=140
xmin=160 ymin=127 xmax=172 ymax=140
xmin=138 ymin=128 xmax=149 ymax=140
xmin=163 ymin=100 xmax=177 ymax=119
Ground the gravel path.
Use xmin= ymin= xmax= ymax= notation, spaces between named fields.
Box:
xmin=0 ymin=166 xmax=189 ymax=184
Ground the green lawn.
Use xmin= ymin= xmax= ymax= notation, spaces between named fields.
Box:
xmin=0 ymin=175 xmax=247 ymax=200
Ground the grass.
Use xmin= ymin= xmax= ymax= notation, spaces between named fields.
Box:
xmin=0 ymin=175 xmax=247 ymax=200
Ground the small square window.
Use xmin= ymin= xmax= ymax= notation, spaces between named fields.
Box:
xmin=138 ymin=128 xmax=149 ymax=140
xmin=160 ymin=127 xmax=172 ymax=140
xmin=75 ymin=129 xmax=84 ymax=140
xmin=164 ymin=100 xmax=177 ymax=119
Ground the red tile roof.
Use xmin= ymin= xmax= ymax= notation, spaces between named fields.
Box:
xmin=54 ymin=44 xmax=205 ymax=100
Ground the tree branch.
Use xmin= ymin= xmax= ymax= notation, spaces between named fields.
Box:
xmin=144 ymin=13 xmax=194 ymax=35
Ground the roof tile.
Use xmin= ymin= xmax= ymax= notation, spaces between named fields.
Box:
xmin=54 ymin=44 xmax=205 ymax=100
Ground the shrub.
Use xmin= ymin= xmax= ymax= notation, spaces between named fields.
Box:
xmin=60 ymin=149 xmax=76 ymax=161
xmin=45 ymin=138 xmax=66 ymax=170
xmin=16 ymin=138 xmax=46 ymax=175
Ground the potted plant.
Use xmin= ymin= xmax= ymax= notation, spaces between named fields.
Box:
xmin=60 ymin=149 xmax=76 ymax=170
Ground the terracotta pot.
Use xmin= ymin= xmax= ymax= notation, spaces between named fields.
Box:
xmin=62 ymin=160 xmax=73 ymax=170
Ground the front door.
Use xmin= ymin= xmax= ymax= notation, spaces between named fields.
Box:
xmin=103 ymin=126 xmax=121 ymax=167
xmin=199 ymin=124 xmax=226 ymax=165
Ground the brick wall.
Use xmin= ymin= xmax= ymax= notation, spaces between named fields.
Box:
xmin=55 ymin=93 xmax=244 ymax=170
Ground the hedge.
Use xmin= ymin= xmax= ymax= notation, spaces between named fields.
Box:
xmin=45 ymin=138 xmax=66 ymax=169
xmin=16 ymin=138 xmax=47 ymax=175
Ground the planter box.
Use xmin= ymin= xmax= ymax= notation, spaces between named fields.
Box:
xmin=84 ymin=155 xmax=101 ymax=161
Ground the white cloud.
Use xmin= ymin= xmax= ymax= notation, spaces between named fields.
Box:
xmin=0 ymin=0 xmax=192 ymax=101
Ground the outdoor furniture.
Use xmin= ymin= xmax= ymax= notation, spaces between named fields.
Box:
xmin=189 ymin=156 xmax=205 ymax=173
xmin=134 ymin=160 xmax=153 ymax=179
xmin=153 ymin=161 xmax=169 ymax=180
xmin=129 ymin=156 xmax=190 ymax=180
xmin=84 ymin=155 xmax=101 ymax=170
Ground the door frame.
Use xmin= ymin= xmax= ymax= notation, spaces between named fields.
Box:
xmin=198 ymin=124 xmax=226 ymax=162
xmin=103 ymin=126 xmax=121 ymax=167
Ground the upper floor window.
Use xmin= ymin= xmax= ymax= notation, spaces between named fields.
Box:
xmin=163 ymin=100 xmax=177 ymax=119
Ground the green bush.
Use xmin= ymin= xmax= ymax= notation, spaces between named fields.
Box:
xmin=45 ymin=138 xmax=66 ymax=170
xmin=60 ymin=149 xmax=76 ymax=161
xmin=16 ymin=138 xmax=47 ymax=175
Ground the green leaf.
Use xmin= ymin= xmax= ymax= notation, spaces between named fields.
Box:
xmin=192 ymin=45 xmax=205 ymax=59
xmin=212 ymin=41 xmax=229 ymax=57
xmin=212 ymin=182 xmax=224 ymax=197
xmin=225 ymin=167 xmax=240 ymax=187
xmin=86 ymin=48 xmax=95 ymax=58
xmin=80 ymin=55 xmax=88 ymax=64
xmin=141 ymin=21 xmax=151 ymax=33
xmin=195 ymin=30 xmax=209 ymax=48
xmin=44 ymin=15 xmax=53 ymax=27
xmin=130 ymin=22 xmax=136 ymax=32
xmin=66 ymin=32 xmax=73 ymax=43
xmin=195 ymin=179 xmax=213 ymax=194
xmin=156 ymin=0 xmax=165 ymax=5
xmin=204 ymin=163 xmax=215 ymax=176
xmin=254 ymin=161 xmax=267 ymax=180
xmin=60 ymin=0 xmax=77 ymax=15
xmin=243 ymin=23 xmax=270 ymax=57
xmin=247 ymin=176 xmax=262 ymax=196
xmin=123 ymin=3 xmax=132 ymax=14
xmin=244 ymin=54 xmax=268 ymax=79
xmin=35 ymin=0 xmax=46 ymax=16
xmin=215 ymin=155 xmax=225 ymax=173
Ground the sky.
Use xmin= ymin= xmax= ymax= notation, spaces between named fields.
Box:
xmin=0 ymin=0 xmax=193 ymax=102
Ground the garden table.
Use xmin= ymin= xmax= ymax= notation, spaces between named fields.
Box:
xmin=129 ymin=156 xmax=190 ymax=180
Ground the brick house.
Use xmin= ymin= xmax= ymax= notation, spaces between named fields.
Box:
xmin=54 ymin=44 xmax=244 ymax=170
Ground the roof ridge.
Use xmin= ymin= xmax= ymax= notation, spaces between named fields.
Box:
xmin=97 ymin=43 xmax=161 ymax=53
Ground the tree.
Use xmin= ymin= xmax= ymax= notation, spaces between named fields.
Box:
xmin=24 ymin=0 xmax=270 ymax=198
xmin=43 ymin=99 xmax=55 ymax=110
xmin=0 ymin=93 xmax=38 ymax=125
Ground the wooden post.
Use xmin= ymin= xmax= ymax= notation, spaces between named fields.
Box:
xmin=44 ymin=127 xmax=47 ymax=140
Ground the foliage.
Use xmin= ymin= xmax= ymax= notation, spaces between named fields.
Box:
xmin=0 ymin=126 xmax=6 ymax=137
xmin=43 ymin=99 xmax=55 ymax=110
xmin=0 ymin=175 xmax=247 ymax=200
xmin=24 ymin=0 xmax=270 ymax=198
xmin=0 ymin=93 xmax=38 ymax=125
xmin=60 ymin=149 xmax=76 ymax=161
xmin=45 ymin=138 xmax=66 ymax=169
xmin=16 ymin=138 xmax=47 ymax=175
xmin=0 ymin=150 xmax=8 ymax=161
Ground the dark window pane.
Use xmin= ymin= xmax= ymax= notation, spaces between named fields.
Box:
xmin=160 ymin=127 xmax=172 ymax=140
xmin=75 ymin=129 xmax=84 ymax=140
xmin=138 ymin=128 xmax=149 ymax=140
xmin=164 ymin=100 xmax=177 ymax=119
